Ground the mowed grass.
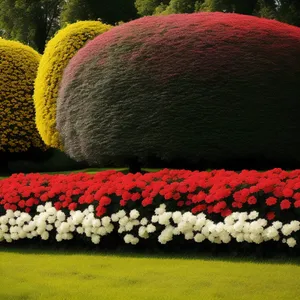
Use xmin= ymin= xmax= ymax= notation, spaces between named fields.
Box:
xmin=1 ymin=249 xmax=300 ymax=300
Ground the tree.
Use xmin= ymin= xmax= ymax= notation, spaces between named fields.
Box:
xmin=61 ymin=0 xmax=138 ymax=26
xmin=0 ymin=0 xmax=63 ymax=53
xmin=276 ymin=0 xmax=300 ymax=26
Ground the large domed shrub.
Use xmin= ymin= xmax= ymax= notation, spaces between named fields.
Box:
xmin=57 ymin=12 xmax=300 ymax=170
xmin=0 ymin=39 xmax=46 ymax=154
xmin=34 ymin=21 xmax=113 ymax=149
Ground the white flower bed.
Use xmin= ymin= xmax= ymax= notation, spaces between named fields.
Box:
xmin=0 ymin=203 xmax=299 ymax=248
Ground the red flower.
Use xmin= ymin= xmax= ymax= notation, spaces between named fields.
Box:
xmin=280 ymin=199 xmax=291 ymax=210
xmin=266 ymin=197 xmax=277 ymax=206
xmin=282 ymin=188 xmax=293 ymax=198
xmin=54 ymin=202 xmax=62 ymax=210
xmin=173 ymin=193 xmax=181 ymax=200
xmin=141 ymin=197 xmax=153 ymax=207
xmin=68 ymin=203 xmax=77 ymax=210
xmin=266 ymin=211 xmax=275 ymax=220
xmin=96 ymin=206 xmax=106 ymax=217
xmin=294 ymin=200 xmax=300 ymax=208
xmin=177 ymin=201 xmax=184 ymax=207
xmin=18 ymin=200 xmax=26 ymax=208
xmin=247 ymin=196 xmax=257 ymax=205
xmin=221 ymin=208 xmax=232 ymax=217
xmin=100 ymin=196 xmax=111 ymax=206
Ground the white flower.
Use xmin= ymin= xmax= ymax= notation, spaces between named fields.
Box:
xmin=265 ymin=227 xmax=279 ymax=240
xmin=77 ymin=227 xmax=84 ymax=234
xmin=290 ymin=221 xmax=300 ymax=231
xmin=273 ymin=221 xmax=283 ymax=230
xmin=11 ymin=233 xmax=19 ymax=240
xmin=224 ymin=216 xmax=235 ymax=225
xmin=194 ymin=218 xmax=206 ymax=231
xmin=140 ymin=218 xmax=148 ymax=226
xmin=138 ymin=226 xmax=147 ymax=237
xmin=14 ymin=210 xmax=21 ymax=217
xmin=1 ymin=225 xmax=8 ymax=232
xmin=37 ymin=205 xmax=45 ymax=213
xmin=97 ymin=227 xmax=107 ymax=236
xmin=185 ymin=231 xmax=194 ymax=240
xmin=92 ymin=219 xmax=101 ymax=228
xmin=59 ymin=222 xmax=70 ymax=233
xmin=73 ymin=211 xmax=84 ymax=224
xmin=282 ymin=224 xmax=293 ymax=236
xmin=0 ymin=215 xmax=9 ymax=224
xmin=155 ymin=204 xmax=166 ymax=215
xmin=131 ymin=237 xmax=139 ymax=245
xmin=88 ymin=205 xmax=94 ymax=212
xmin=287 ymin=237 xmax=297 ymax=248
xmin=119 ymin=216 xmax=129 ymax=226
xmin=91 ymin=234 xmax=101 ymax=244
xmin=178 ymin=221 xmax=193 ymax=233
xmin=233 ymin=221 xmax=244 ymax=232
xmin=158 ymin=212 xmax=172 ymax=225
xmin=8 ymin=218 xmax=16 ymax=226
xmin=105 ymin=224 xmax=114 ymax=233
xmin=45 ymin=202 xmax=52 ymax=210
xmin=102 ymin=216 xmax=111 ymax=227
xmin=124 ymin=234 xmax=135 ymax=244
xmin=47 ymin=216 xmax=56 ymax=224
xmin=56 ymin=234 xmax=63 ymax=242
xmin=151 ymin=215 xmax=159 ymax=223
xmin=236 ymin=233 xmax=244 ymax=243
xmin=215 ymin=223 xmax=224 ymax=233
xmin=26 ymin=233 xmax=33 ymax=239
xmin=111 ymin=213 xmax=118 ymax=222
xmin=56 ymin=211 xmax=66 ymax=222
xmin=129 ymin=209 xmax=140 ymax=219
xmin=146 ymin=224 xmax=156 ymax=233
xmin=194 ymin=233 xmax=205 ymax=243
xmin=125 ymin=222 xmax=134 ymax=231
xmin=18 ymin=230 xmax=26 ymax=239
xmin=172 ymin=211 xmax=182 ymax=224
xmin=47 ymin=207 xmax=57 ymax=216
xmin=54 ymin=220 xmax=62 ymax=228
xmin=118 ymin=226 xmax=125 ymax=233
xmin=117 ymin=210 xmax=126 ymax=218
xmin=220 ymin=233 xmax=231 ymax=243
xmin=248 ymin=211 xmax=259 ymax=220
xmin=46 ymin=224 xmax=53 ymax=231
xmin=238 ymin=212 xmax=248 ymax=221
xmin=41 ymin=232 xmax=49 ymax=240
xmin=6 ymin=210 xmax=14 ymax=218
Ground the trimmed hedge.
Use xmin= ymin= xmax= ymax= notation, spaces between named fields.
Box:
xmin=34 ymin=21 xmax=112 ymax=149
xmin=1 ymin=169 xmax=300 ymax=254
xmin=57 ymin=12 xmax=300 ymax=170
xmin=0 ymin=39 xmax=46 ymax=153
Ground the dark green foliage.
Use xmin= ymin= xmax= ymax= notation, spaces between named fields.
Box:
xmin=61 ymin=0 xmax=138 ymax=25
xmin=0 ymin=0 xmax=63 ymax=53
xmin=57 ymin=13 xmax=300 ymax=170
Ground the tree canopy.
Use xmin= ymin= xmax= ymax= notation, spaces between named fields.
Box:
xmin=0 ymin=0 xmax=62 ymax=53
xmin=61 ymin=0 xmax=138 ymax=26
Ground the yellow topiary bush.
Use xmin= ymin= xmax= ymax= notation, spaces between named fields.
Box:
xmin=0 ymin=39 xmax=47 ymax=153
xmin=34 ymin=21 xmax=113 ymax=149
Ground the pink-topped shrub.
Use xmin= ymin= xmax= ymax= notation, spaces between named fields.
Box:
xmin=57 ymin=12 xmax=300 ymax=171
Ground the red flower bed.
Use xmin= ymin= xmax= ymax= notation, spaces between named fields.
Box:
xmin=1 ymin=169 xmax=300 ymax=222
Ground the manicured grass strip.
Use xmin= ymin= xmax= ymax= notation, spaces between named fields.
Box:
xmin=0 ymin=250 xmax=300 ymax=300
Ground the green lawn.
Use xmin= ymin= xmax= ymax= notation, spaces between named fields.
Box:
xmin=0 ymin=249 xmax=300 ymax=300
xmin=0 ymin=168 xmax=165 ymax=179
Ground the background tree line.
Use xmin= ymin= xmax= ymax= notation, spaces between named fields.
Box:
xmin=0 ymin=0 xmax=299 ymax=53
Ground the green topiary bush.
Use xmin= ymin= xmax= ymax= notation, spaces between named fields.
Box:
xmin=57 ymin=12 xmax=300 ymax=171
